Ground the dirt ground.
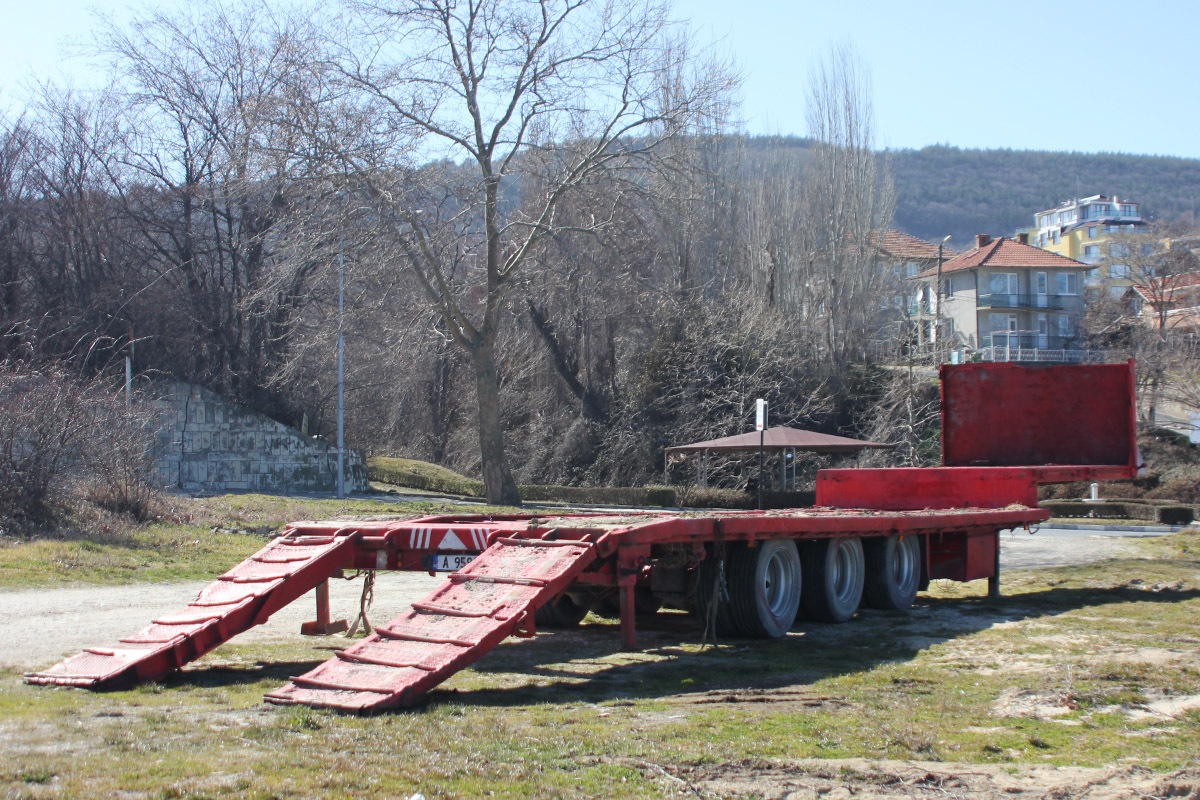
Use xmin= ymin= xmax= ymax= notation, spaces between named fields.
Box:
xmin=674 ymin=757 xmax=1200 ymax=799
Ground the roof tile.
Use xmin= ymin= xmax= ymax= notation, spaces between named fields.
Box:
xmin=914 ymin=237 xmax=1086 ymax=277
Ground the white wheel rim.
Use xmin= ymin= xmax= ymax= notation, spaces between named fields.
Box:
xmin=831 ymin=540 xmax=861 ymax=606
xmin=764 ymin=549 xmax=794 ymax=617
xmin=889 ymin=536 xmax=917 ymax=593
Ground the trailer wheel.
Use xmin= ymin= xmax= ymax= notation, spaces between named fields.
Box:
xmin=724 ymin=540 xmax=803 ymax=638
xmin=862 ymin=535 xmax=921 ymax=611
xmin=801 ymin=537 xmax=864 ymax=623
xmin=535 ymin=592 xmax=588 ymax=628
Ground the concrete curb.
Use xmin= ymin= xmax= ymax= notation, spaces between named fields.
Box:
xmin=1041 ymin=521 xmax=1187 ymax=533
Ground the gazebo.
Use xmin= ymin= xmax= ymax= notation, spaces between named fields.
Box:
xmin=665 ymin=427 xmax=894 ymax=490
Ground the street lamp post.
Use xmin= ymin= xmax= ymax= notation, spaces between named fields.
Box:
xmin=337 ymin=237 xmax=345 ymax=500
xmin=935 ymin=234 xmax=951 ymax=354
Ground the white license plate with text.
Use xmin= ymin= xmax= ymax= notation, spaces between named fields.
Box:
xmin=429 ymin=553 xmax=476 ymax=572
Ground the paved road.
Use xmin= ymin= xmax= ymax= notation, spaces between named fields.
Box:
xmin=997 ymin=524 xmax=1173 ymax=570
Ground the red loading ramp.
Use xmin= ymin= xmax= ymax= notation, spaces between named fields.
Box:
xmin=24 ymin=531 xmax=358 ymax=689
xmin=265 ymin=536 xmax=598 ymax=713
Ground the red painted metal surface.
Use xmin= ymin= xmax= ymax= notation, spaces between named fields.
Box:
xmin=264 ymin=537 xmax=600 ymax=712
xmin=940 ymin=360 xmax=1138 ymax=477
xmin=815 ymin=467 xmax=1041 ymax=511
xmin=24 ymin=531 xmax=359 ymax=689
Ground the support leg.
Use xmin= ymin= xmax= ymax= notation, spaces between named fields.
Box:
xmin=987 ymin=534 xmax=1001 ymax=599
xmin=619 ymin=582 xmax=637 ymax=651
xmin=301 ymin=580 xmax=349 ymax=635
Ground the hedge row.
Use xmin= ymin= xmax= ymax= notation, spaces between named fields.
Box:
xmin=518 ymin=484 xmax=677 ymax=507
xmin=1039 ymin=500 xmax=1194 ymax=525
xmin=367 ymin=458 xmax=823 ymax=509
xmin=367 ymin=458 xmax=485 ymax=497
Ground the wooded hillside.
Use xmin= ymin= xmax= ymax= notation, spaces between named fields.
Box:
xmin=746 ymin=137 xmax=1200 ymax=245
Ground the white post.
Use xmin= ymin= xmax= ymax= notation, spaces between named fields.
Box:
xmin=336 ymin=237 xmax=345 ymax=500
xmin=124 ymin=356 xmax=131 ymax=409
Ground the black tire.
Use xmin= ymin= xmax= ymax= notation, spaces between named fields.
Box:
xmin=696 ymin=541 xmax=802 ymax=638
xmin=801 ymin=537 xmax=865 ymax=623
xmin=693 ymin=545 xmax=737 ymax=636
xmin=597 ymin=587 xmax=661 ymax=619
xmin=535 ymin=592 xmax=588 ymax=628
xmin=862 ymin=535 xmax=921 ymax=611
xmin=725 ymin=539 xmax=803 ymax=638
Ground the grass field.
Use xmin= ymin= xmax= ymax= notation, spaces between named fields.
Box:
xmin=2 ymin=522 xmax=1199 ymax=798
xmin=0 ymin=494 xmax=507 ymax=590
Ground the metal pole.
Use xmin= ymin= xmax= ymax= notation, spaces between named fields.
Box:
xmin=758 ymin=428 xmax=764 ymax=510
xmin=125 ymin=321 xmax=134 ymax=410
xmin=935 ymin=235 xmax=950 ymax=357
xmin=337 ymin=237 xmax=345 ymax=500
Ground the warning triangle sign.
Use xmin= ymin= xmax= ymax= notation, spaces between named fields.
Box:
xmin=440 ymin=530 xmax=464 ymax=549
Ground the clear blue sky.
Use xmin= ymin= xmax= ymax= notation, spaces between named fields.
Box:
xmin=4 ymin=0 xmax=1199 ymax=159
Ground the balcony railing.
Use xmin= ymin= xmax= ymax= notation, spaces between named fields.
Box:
xmin=976 ymin=293 xmax=1070 ymax=310
xmin=981 ymin=347 xmax=1104 ymax=364
xmin=980 ymin=333 xmax=1077 ymax=350
xmin=905 ymin=301 xmax=934 ymax=316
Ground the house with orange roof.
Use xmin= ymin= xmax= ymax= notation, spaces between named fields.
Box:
xmin=1129 ymin=272 xmax=1200 ymax=336
xmin=872 ymin=231 xmax=956 ymax=350
xmin=912 ymin=234 xmax=1093 ymax=361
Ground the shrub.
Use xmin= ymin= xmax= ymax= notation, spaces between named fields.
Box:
xmin=0 ymin=363 xmax=95 ymax=523
xmin=83 ymin=396 xmax=161 ymax=521
xmin=368 ymin=457 xmax=484 ymax=497
xmin=0 ymin=362 xmax=159 ymax=527
xmin=518 ymin=485 xmax=676 ymax=507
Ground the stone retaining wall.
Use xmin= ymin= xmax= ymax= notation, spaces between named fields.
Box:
xmin=152 ymin=382 xmax=368 ymax=495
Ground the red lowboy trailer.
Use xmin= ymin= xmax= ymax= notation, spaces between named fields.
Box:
xmin=26 ymin=361 xmax=1141 ymax=712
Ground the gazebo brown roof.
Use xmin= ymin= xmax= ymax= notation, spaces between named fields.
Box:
xmin=667 ymin=427 xmax=893 ymax=454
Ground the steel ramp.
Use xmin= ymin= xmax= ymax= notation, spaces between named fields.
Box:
xmin=265 ymin=537 xmax=597 ymax=712
xmin=24 ymin=531 xmax=358 ymax=689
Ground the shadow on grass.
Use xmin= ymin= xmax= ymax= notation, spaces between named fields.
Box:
xmin=414 ymin=581 xmax=1200 ymax=711
xmin=168 ymin=658 xmax=330 ymax=689
xmin=133 ymin=562 xmax=1200 ymax=712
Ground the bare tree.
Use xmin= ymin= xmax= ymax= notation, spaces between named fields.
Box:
xmin=314 ymin=0 xmax=736 ymax=504
xmin=1095 ymin=228 xmax=1200 ymax=422
xmin=797 ymin=45 xmax=895 ymax=377
xmin=94 ymin=1 xmax=333 ymax=410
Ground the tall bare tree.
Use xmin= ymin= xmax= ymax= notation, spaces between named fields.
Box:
xmin=317 ymin=0 xmax=736 ymax=504
xmin=797 ymin=45 xmax=894 ymax=376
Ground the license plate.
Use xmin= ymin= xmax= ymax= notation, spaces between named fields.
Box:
xmin=425 ymin=553 xmax=477 ymax=572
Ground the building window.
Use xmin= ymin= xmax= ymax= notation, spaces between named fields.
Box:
xmin=1088 ymin=226 xmax=1098 ymax=239
xmin=1110 ymin=243 xmax=1131 ymax=258
xmin=1057 ymin=315 xmax=1074 ymax=338
xmin=1110 ymin=264 xmax=1130 ymax=280
xmin=1084 ymin=245 xmax=1100 ymax=258
xmin=1056 ymin=273 xmax=1079 ymax=295
xmin=1053 ymin=230 xmax=1061 ymax=244
xmin=1121 ymin=204 xmax=1137 ymax=216
xmin=989 ymin=273 xmax=1018 ymax=295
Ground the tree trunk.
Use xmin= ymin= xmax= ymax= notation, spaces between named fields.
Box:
xmin=471 ymin=342 xmax=522 ymax=506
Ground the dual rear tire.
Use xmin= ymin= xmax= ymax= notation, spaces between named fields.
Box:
xmin=696 ymin=533 xmax=922 ymax=636
xmin=862 ymin=534 xmax=921 ymax=611
xmin=696 ymin=540 xmax=802 ymax=639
